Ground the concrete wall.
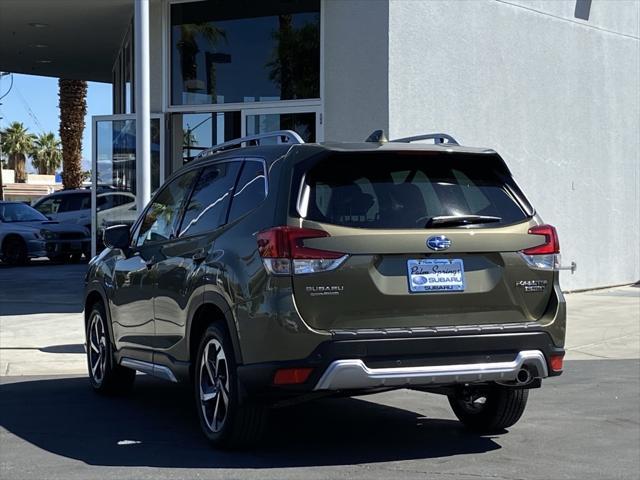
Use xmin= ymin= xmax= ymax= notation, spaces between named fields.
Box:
xmin=387 ymin=0 xmax=640 ymax=290
xmin=323 ymin=0 xmax=389 ymax=142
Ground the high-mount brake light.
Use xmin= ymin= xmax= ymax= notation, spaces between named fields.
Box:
xmin=520 ymin=224 xmax=561 ymax=270
xmin=257 ymin=226 xmax=348 ymax=275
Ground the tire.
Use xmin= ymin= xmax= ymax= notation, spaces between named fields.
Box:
xmin=86 ymin=302 xmax=136 ymax=394
xmin=2 ymin=236 xmax=28 ymax=265
xmin=70 ymin=252 xmax=82 ymax=263
xmin=194 ymin=323 xmax=267 ymax=448
xmin=448 ymin=385 xmax=529 ymax=433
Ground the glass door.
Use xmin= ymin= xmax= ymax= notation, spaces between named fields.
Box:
xmin=242 ymin=106 xmax=322 ymax=143
xmin=91 ymin=114 xmax=165 ymax=255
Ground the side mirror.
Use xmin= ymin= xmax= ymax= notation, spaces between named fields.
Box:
xmin=103 ymin=224 xmax=131 ymax=251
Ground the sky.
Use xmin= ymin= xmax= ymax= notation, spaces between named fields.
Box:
xmin=0 ymin=73 xmax=112 ymax=172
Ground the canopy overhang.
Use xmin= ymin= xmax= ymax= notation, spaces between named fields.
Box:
xmin=0 ymin=0 xmax=133 ymax=82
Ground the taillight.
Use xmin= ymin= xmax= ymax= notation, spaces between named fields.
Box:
xmin=522 ymin=225 xmax=560 ymax=255
xmin=257 ymin=226 xmax=348 ymax=275
xmin=520 ymin=224 xmax=560 ymax=270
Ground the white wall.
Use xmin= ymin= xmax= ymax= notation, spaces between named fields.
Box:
xmin=387 ymin=0 xmax=640 ymax=290
xmin=323 ymin=0 xmax=390 ymax=142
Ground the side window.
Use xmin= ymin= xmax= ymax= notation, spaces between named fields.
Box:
xmin=179 ymin=162 xmax=241 ymax=237
xmin=61 ymin=194 xmax=90 ymax=212
xmin=136 ymin=170 xmax=198 ymax=246
xmin=96 ymin=195 xmax=113 ymax=212
xmin=227 ymin=160 xmax=267 ymax=223
xmin=114 ymin=194 xmax=135 ymax=207
xmin=35 ymin=197 xmax=62 ymax=215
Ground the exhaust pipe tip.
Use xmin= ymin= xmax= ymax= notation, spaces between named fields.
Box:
xmin=516 ymin=367 xmax=532 ymax=385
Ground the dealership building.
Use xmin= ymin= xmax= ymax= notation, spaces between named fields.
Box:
xmin=1 ymin=0 xmax=638 ymax=290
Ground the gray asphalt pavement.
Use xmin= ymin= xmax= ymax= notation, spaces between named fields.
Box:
xmin=1 ymin=262 xmax=639 ymax=479
xmin=1 ymin=360 xmax=639 ymax=480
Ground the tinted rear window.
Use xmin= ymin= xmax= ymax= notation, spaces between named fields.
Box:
xmin=298 ymin=152 xmax=530 ymax=229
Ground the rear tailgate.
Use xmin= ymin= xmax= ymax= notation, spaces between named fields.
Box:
xmin=293 ymin=222 xmax=554 ymax=330
xmin=288 ymin=150 xmax=556 ymax=331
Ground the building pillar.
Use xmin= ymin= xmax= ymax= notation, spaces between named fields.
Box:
xmin=134 ymin=0 xmax=151 ymax=212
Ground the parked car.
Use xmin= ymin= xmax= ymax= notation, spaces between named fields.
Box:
xmin=0 ymin=201 xmax=90 ymax=264
xmin=32 ymin=188 xmax=137 ymax=243
xmin=84 ymin=130 xmax=566 ymax=448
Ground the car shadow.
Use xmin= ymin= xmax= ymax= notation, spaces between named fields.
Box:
xmin=0 ymin=376 xmax=502 ymax=468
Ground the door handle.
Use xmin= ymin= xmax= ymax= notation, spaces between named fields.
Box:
xmin=145 ymin=256 xmax=156 ymax=269
xmin=192 ymin=249 xmax=207 ymax=263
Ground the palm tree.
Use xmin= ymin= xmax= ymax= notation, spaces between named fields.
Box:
xmin=177 ymin=23 xmax=226 ymax=98
xmin=0 ymin=121 xmax=35 ymax=183
xmin=59 ymin=79 xmax=87 ymax=189
xmin=31 ymin=132 xmax=62 ymax=175
xmin=267 ymin=15 xmax=320 ymax=100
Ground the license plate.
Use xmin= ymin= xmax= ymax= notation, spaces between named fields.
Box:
xmin=407 ymin=258 xmax=465 ymax=293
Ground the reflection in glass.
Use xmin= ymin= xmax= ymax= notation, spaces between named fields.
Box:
xmin=180 ymin=112 xmax=241 ymax=164
xmin=137 ymin=170 xmax=198 ymax=246
xmin=94 ymin=118 xmax=162 ymax=249
xmin=228 ymin=161 xmax=267 ymax=222
xmin=171 ymin=0 xmax=320 ymax=105
xmin=179 ymin=162 xmax=241 ymax=237
xmin=246 ymin=112 xmax=316 ymax=143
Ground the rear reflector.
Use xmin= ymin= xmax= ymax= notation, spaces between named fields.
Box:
xmin=550 ymin=354 xmax=564 ymax=372
xmin=273 ymin=368 xmax=313 ymax=385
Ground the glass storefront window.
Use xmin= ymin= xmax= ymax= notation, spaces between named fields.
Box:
xmin=94 ymin=118 xmax=162 ymax=250
xmin=246 ymin=112 xmax=316 ymax=143
xmin=176 ymin=112 xmax=241 ymax=164
xmin=170 ymin=0 xmax=320 ymax=106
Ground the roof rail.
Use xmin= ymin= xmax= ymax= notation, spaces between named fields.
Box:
xmin=195 ymin=130 xmax=304 ymax=159
xmin=392 ymin=133 xmax=459 ymax=145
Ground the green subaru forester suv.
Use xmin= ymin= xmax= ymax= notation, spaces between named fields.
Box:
xmin=84 ymin=130 xmax=566 ymax=448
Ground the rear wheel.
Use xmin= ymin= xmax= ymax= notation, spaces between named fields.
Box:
xmin=448 ymin=385 xmax=529 ymax=432
xmin=2 ymin=237 xmax=28 ymax=265
xmin=194 ymin=323 xmax=267 ymax=448
xmin=86 ymin=302 xmax=136 ymax=394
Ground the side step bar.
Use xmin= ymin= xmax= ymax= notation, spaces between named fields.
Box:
xmin=120 ymin=358 xmax=178 ymax=383
xmin=314 ymin=350 xmax=548 ymax=391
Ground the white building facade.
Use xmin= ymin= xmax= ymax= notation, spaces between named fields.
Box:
xmin=2 ymin=0 xmax=638 ymax=290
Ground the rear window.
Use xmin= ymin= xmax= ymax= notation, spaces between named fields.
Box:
xmin=297 ymin=152 xmax=531 ymax=229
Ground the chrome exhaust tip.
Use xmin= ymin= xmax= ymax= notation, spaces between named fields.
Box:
xmin=516 ymin=367 xmax=533 ymax=385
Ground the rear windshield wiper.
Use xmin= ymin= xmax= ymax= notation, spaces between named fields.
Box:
xmin=425 ymin=215 xmax=502 ymax=228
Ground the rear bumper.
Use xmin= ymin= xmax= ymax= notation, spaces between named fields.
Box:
xmin=315 ymin=350 xmax=548 ymax=391
xmin=237 ymin=331 xmax=564 ymax=398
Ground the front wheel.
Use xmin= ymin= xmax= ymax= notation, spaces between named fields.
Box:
xmin=448 ymin=385 xmax=529 ymax=433
xmin=2 ymin=237 xmax=28 ymax=265
xmin=86 ymin=302 xmax=136 ymax=394
xmin=195 ymin=324 xmax=267 ymax=448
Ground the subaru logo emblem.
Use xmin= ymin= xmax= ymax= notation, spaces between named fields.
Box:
xmin=427 ymin=235 xmax=451 ymax=251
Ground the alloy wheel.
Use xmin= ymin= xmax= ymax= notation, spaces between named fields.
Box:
xmin=88 ymin=312 xmax=107 ymax=384
xmin=199 ymin=338 xmax=230 ymax=433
